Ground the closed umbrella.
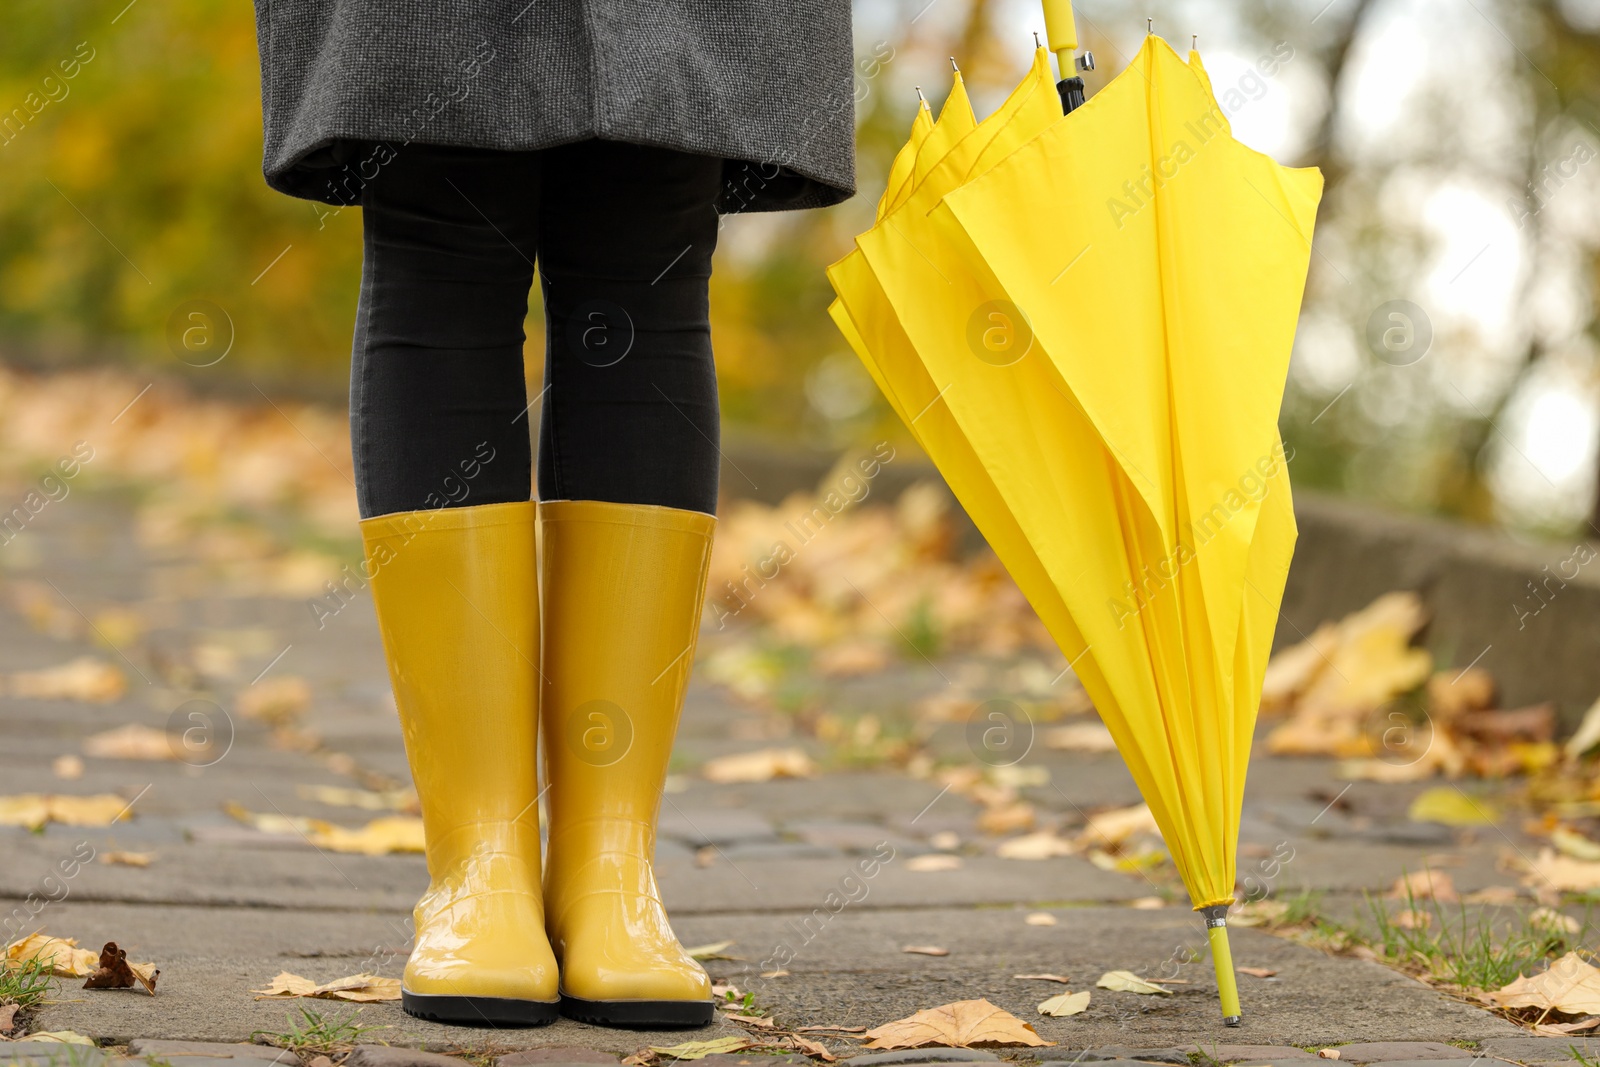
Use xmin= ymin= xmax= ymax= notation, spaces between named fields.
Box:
xmin=827 ymin=5 xmax=1321 ymax=1025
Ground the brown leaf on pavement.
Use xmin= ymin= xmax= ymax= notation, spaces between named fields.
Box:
xmin=99 ymin=850 xmax=154 ymax=868
xmin=1388 ymin=869 xmax=1457 ymax=902
xmin=784 ymin=1036 xmax=838 ymax=1061
xmin=236 ymin=676 xmax=312 ymax=725
xmin=1237 ymin=967 xmax=1277 ymax=978
xmin=252 ymin=970 xmax=400 ymax=1001
xmin=1485 ymin=952 xmax=1600 ymax=1015
xmin=84 ymin=724 xmax=177 ymax=761
xmin=82 ymin=942 xmax=158 ymax=994
xmin=1014 ymin=974 xmax=1071 ymax=983
xmin=649 ymin=1036 xmax=754 ymax=1060
xmin=701 ymin=747 xmax=817 ymax=784
xmin=862 ymin=998 xmax=1053 ymax=1049
xmin=5 ymin=657 xmax=128 ymax=703
xmin=51 ymin=755 xmax=84 ymax=780
xmin=0 ymin=1002 xmax=16 ymax=1033
xmin=4 ymin=933 xmax=99 ymax=976
xmin=902 ymin=945 xmax=949 ymax=957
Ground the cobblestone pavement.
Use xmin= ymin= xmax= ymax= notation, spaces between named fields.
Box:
xmin=0 ymin=492 xmax=1577 ymax=1064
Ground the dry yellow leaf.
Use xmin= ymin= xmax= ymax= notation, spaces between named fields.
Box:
xmin=977 ymin=802 xmax=1035 ymax=836
xmin=1042 ymin=722 xmax=1117 ymax=753
xmin=996 ymin=831 xmax=1078 ymax=861
xmin=1024 ymin=913 xmax=1057 ymax=926
xmin=1551 ymin=827 xmax=1600 ymax=862
xmin=252 ymin=971 xmax=402 ymax=1002
xmin=1521 ymin=848 xmax=1600 ymax=893
xmin=684 ymin=941 xmax=736 ymax=960
xmin=1486 ymin=952 xmax=1600 ymax=1015
xmin=52 ymin=755 xmax=84 ymax=780
xmin=84 ymin=723 xmax=177 ymax=761
xmin=862 ymin=998 xmax=1053 ymax=1049
xmin=0 ymin=794 xmax=131 ymax=830
xmin=1389 ymin=869 xmax=1457 ymax=902
xmin=1014 ymin=973 xmax=1071 ymax=983
xmin=1079 ymin=804 xmax=1158 ymax=849
xmin=7 ymin=657 xmax=127 ymax=703
xmin=648 ymin=1036 xmax=754 ymax=1060
xmin=906 ymin=854 xmax=963 ymax=872
xmin=236 ymin=676 xmax=312 ymax=725
xmin=18 ymin=1031 xmax=96 ymax=1045
xmin=4 ymin=934 xmax=99 ymax=977
xmin=1095 ymin=970 xmax=1171 ymax=995
xmin=903 ymin=945 xmax=949 ymax=957
xmin=1037 ymin=990 xmax=1090 ymax=1017
xmin=309 ymin=816 xmax=425 ymax=855
xmin=100 ymin=851 xmax=154 ymax=868
xmin=700 ymin=747 xmax=817 ymax=784
xmin=294 ymin=784 xmax=417 ymax=812
xmin=1408 ymin=787 xmax=1498 ymax=826
xmin=1259 ymin=623 xmax=1338 ymax=713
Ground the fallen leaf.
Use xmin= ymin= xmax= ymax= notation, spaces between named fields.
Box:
xmin=1237 ymin=967 xmax=1277 ymax=978
xmin=252 ymin=970 xmax=401 ymax=1002
xmin=236 ymin=676 xmax=312 ymax=725
xmin=1318 ymin=1050 xmax=1341 ymax=1060
xmin=977 ymin=802 xmax=1036 ymax=836
xmin=0 ymin=1002 xmax=16 ymax=1034
xmin=1079 ymin=804 xmax=1158 ymax=849
xmin=1131 ymin=896 xmax=1167 ymax=910
xmin=19 ymin=1031 xmax=96 ymax=1045
xmin=929 ymin=831 xmax=960 ymax=850
xmin=722 ymin=1012 xmax=776 ymax=1028
xmin=1408 ymin=787 xmax=1499 ymax=826
xmin=99 ymin=851 xmax=154 ymax=868
xmin=1389 ymin=869 xmax=1457 ymax=902
xmin=6 ymin=657 xmax=127 ymax=703
xmin=1042 ymin=722 xmax=1117 ymax=753
xmin=1566 ymin=694 xmax=1600 ymax=760
xmin=1024 ymin=913 xmax=1057 ymax=926
xmin=620 ymin=1052 xmax=656 ymax=1067
xmin=0 ymin=794 xmax=132 ymax=831
xmin=1532 ymin=1018 xmax=1600 ymax=1036
xmin=51 ymin=755 xmax=84 ymax=780
xmin=649 ymin=1036 xmax=754 ymax=1060
xmin=1486 ymin=952 xmax=1600 ymax=1015
xmin=1551 ymin=827 xmax=1600 ymax=862
xmin=1095 ymin=971 xmax=1171 ymax=995
xmin=1464 ymin=885 xmax=1522 ymax=904
xmin=4 ymin=933 xmax=99 ymax=976
xmin=1521 ymin=848 xmax=1600 ymax=893
xmin=906 ymin=854 xmax=963 ymax=872
xmin=903 ymin=945 xmax=949 ymax=957
xmin=1427 ymin=668 xmax=1496 ymax=719
xmin=1037 ymin=991 xmax=1090 ymax=1017
xmin=685 ymin=941 xmax=737 ymax=960
xmin=84 ymin=723 xmax=177 ymax=761
xmin=862 ymin=998 xmax=1053 ymax=1049
xmin=82 ymin=941 xmax=158 ymax=995
xmin=1394 ymin=908 xmax=1432 ymax=930
xmin=1529 ymin=907 xmax=1581 ymax=935
xmin=996 ymin=831 xmax=1077 ymax=860
xmin=760 ymin=970 xmax=789 ymax=979
xmin=700 ymin=748 xmax=817 ymax=784
xmin=1014 ymin=974 xmax=1071 ymax=983
xmin=785 ymin=1036 xmax=837 ymax=1061
xmin=295 ymin=784 xmax=418 ymax=812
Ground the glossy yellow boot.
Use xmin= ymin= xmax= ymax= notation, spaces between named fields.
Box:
xmin=540 ymin=499 xmax=716 ymax=1028
xmin=361 ymin=501 xmax=559 ymax=1026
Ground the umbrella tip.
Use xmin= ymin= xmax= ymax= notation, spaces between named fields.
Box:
xmin=1147 ymin=16 xmax=1153 ymax=34
xmin=1033 ymin=30 xmax=1042 ymax=49
xmin=1192 ymin=33 xmax=1198 ymax=50
xmin=1223 ymin=1015 xmax=1242 ymax=1027
xmin=950 ymin=55 xmax=959 ymax=72
xmin=914 ymin=85 xmax=926 ymax=104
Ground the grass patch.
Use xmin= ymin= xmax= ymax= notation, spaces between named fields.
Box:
xmin=0 ymin=956 xmax=56 ymax=1010
xmin=251 ymin=1005 xmax=384 ymax=1054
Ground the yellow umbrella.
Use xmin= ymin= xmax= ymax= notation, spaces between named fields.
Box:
xmin=828 ymin=11 xmax=1321 ymax=1025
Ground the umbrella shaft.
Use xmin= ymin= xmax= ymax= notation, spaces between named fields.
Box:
xmin=1204 ymin=911 xmax=1242 ymax=1026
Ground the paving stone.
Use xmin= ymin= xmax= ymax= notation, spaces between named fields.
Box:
xmin=494 ymin=1050 xmax=618 ymax=1067
xmin=1350 ymin=1062 xmax=1490 ymax=1067
xmin=695 ymin=1057 xmax=810 ymax=1067
xmin=1479 ymin=1037 xmax=1599 ymax=1063
xmin=842 ymin=1051 xmax=1000 ymax=1065
xmin=127 ymin=1040 xmax=298 ymax=1065
xmin=1 ymin=1045 xmax=109 ymax=1067
xmin=1078 ymin=1050 xmax=1191 ymax=1065
xmin=343 ymin=1046 xmax=472 ymax=1067
xmin=1181 ymin=1046 xmax=1316 ymax=1062
xmin=1326 ymin=1046 xmax=1474 ymax=1063
xmin=658 ymin=809 xmax=776 ymax=846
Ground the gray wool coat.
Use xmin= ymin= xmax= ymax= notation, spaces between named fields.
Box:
xmin=253 ymin=0 xmax=857 ymax=213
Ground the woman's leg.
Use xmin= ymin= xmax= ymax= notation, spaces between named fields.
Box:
xmin=353 ymin=145 xmax=559 ymax=1026
xmin=352 ymin=145 xmax=538 ymax=518
xmin=535 ymin=140 xmax=724 ymax=1028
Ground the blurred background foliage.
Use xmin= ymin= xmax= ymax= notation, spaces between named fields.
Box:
xmin=4 ymin=0 xmax=1600 ymax=538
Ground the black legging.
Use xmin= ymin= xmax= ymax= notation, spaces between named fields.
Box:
xmin=351 ymin=140 xmax=723 ymax=519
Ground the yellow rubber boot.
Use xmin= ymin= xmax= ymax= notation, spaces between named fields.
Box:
xmin=361 ymin=501 xmax=559 ymax=1026
xmin=539 ymin=499 xmax=717 ymax=1028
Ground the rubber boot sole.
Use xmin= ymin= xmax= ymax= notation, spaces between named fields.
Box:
xmin=559 ymin=994 xmax=715 ymax=1029
xmin=401 ymin=990 xmax=559 ymax=1027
